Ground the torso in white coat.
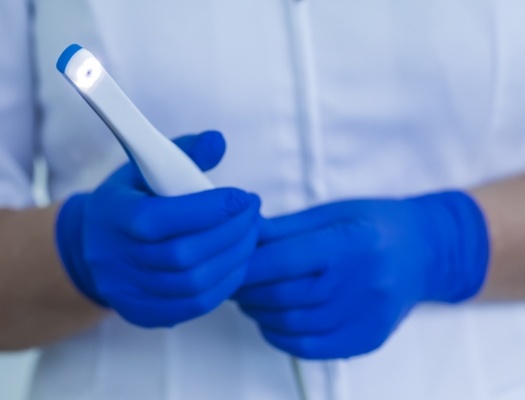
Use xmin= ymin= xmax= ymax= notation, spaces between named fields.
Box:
xmin=22 ymin=0 xmax=525 ymax=399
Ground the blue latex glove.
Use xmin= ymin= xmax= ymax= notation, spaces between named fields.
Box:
xmin=234 ymin=191 xmax=489 ymax=359
xmin=56 ymin=131 xmax=261 ymax=328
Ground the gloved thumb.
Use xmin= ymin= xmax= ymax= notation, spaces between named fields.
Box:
xmin=173 ymin=130 xmax=226 ymax=172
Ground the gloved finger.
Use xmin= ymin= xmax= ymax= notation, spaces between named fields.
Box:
xmin=234 ymin=273 xmax=337 ymax=310
xmin=172 ymin=130 xmax=226 ymax=172
xmin=260 ymin=316 xmax=389 ymax=360
xmin=127 ymin=202 xmax=260 ymax=270
xmin=260 ymin=200 xmax=372 ymax=243
xmin=123 ymin=188 xmax=260 ymax=242
xmin=98 ymin=161 xmax=151 ymax=193
xmin=241 ymin=304 xmax=343 ymax=336
xmin=243 ymin=223 xmax=372 ymax=287
xmin=109 ymin=266 xmax=247 ymax=328
xmin=125 ymin=223 xmax=259 ymax=298
xmin=242 ymin=231 xmax=329 ymax=287
xmin=238 ymin=283 xmax=372 ymax=335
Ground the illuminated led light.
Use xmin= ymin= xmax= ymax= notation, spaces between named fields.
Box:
xmin=73 ymin=57 xmax=102 ymax=90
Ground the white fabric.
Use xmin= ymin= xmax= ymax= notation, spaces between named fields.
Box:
xmin=1 ymin=0 xmax=525 ymax=398
xmin=0 ymin=0 xmax=35 ymax=208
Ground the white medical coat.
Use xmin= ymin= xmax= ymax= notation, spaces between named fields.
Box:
xmin=2 ymin=0 xmax=525 ymax=399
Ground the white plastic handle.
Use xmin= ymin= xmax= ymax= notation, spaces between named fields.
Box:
xmin=57 ymin=44 xmax=214 ymax=196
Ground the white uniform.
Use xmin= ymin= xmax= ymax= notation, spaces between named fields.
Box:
xmin=2 ymin=0 xmax=525 ymax=399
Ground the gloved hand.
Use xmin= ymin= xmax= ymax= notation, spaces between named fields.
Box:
xmin=56 ymin=131 xmax=261 ymax=328
xmin=234 ymin=191 xmax=489 ymax=359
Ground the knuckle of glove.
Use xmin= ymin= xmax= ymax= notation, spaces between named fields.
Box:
xmin=95 ymin=280 xmax=119 ymax=301
xmin=188 ymin=293 xmax=218 ymax=318
xmin=127 ymin=307 xmax=179 ymax=328
xmin=184 ymin=269 xmax=213 ymax=296
xmin=278 ymin=311 xmax=332 ymax=335
xmin=357 ymin=306 xmax=397 ymax=356
xmin=272 ymin=311 xmax=301 ymax=334
xmin=262 ymin=330 xmax=318 ymax=359
xmin=288 ymin=336 xmax=317 ymax=359
xmin=264 ymin=286 xmax=290 ymax=307
xmin=361 ymin=325 xmax=390 ymax=356
xmin=120 ymin=309 xmax=165 ymax=328
xmin=220 ymin=189 xmax=257 ymax=218
xmin=167 ymin=242 xmax=198 ymax=269
xmin=368 ymin=272 xmax=400 ymax=306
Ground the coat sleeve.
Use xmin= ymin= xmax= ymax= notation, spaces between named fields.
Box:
xmin=0 ymin=0 xmax=36 ymax=208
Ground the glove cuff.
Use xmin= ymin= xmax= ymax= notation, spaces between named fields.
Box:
xmin=416 ymin=191 xmax=490 ymax=303
xmin=56 ymin=194 xmax=107 ymax=307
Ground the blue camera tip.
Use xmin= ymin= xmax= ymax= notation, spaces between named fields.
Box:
xmin=56 ymin=44 xmax=83 ymax=73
